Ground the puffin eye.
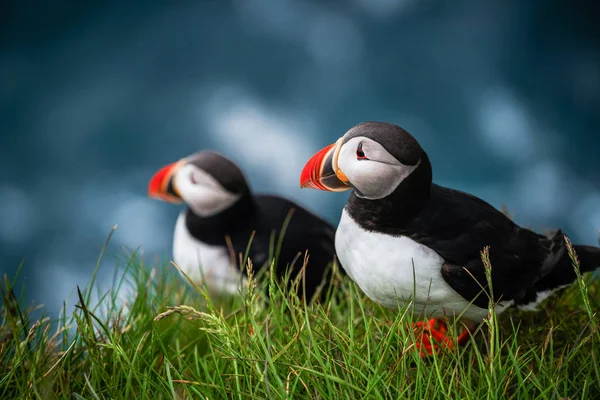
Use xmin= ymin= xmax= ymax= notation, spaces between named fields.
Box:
xmin=356 ymin=143 xmax=367 ymax=160
xmin=190 ymin=171 xmax=198 ymax=184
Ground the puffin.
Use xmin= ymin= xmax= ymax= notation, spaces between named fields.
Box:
xmin=300 ymin=121 xmax=600 ymax=354
xmin=148 ymin=150 xmax=339 ymax=302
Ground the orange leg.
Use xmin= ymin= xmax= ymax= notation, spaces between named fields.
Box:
xmin=413 ymin=318 xmax=474 ymax=357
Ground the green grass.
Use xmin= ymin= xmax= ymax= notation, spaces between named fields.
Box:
xmin=1 ymin=237 xmax=599 ymax=399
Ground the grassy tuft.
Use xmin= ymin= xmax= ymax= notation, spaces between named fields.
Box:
xmin=1 ymin=239 xmax=599 ymax=399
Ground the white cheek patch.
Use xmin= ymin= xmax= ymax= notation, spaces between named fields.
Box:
xmin=355 ymin=162 xmax=416 ymax=200
xmin=337 ymin=137 xmax=420 ymax=200
xmin=174 ymin=166 xmax=241 ymax=217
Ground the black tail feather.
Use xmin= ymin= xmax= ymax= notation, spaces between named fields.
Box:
xmin=534 ymin=243 xmax=600 ymax=293
xmin=573 ymin=244 xmax=600 ymax=273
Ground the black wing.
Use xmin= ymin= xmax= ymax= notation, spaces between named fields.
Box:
xmin=405 ymin=184 xmax=558 ymax=308
xmin=272 ymin=204 xmax=338 ymax=300
xmin=229 ymin=195 xmax=339 ymax=300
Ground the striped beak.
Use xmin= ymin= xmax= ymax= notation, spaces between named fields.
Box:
xmin=148 ymin=160 xmax=185 ymax=203
xmin=300 ymin=138 xmax=351 ymax=192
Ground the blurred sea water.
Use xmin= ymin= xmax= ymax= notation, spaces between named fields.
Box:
xmin=1 ymin=0 xmax=599 ymax=316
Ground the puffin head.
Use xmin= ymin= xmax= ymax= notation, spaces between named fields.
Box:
xmin=148 ymin=151 xmax=250 ymax=217
xmin=300 ymin=121 xmax=430 ymax=200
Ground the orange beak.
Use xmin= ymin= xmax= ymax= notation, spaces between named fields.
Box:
xmin=148 ymin=160 xmax=184 ymax=203
xmin=300 ymin=138 xmax=351 ymax=192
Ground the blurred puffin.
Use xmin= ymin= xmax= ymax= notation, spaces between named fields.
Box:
xmin=148 ymin=150 xmax=339 ymax=301
xmin=300 ymin=121 xmax=600 ymax=354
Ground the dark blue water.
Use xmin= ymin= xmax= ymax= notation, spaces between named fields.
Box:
xmin=1 ymin=0 xmax=599 ymax=316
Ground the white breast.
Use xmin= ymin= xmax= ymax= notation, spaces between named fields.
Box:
xmin=335 ymin=208 xmax=496 ymax=322
xmin=172 ymin=212 xmax=246 ymax=295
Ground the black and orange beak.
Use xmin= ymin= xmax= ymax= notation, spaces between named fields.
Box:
xmin=148 ymin=160 xmax=185 ymax=203
xmin=300 ymin=138 xmax=351 ymax=192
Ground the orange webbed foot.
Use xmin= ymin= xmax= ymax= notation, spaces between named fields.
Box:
xmin=413 ymin=318 xmax=472 ymax=357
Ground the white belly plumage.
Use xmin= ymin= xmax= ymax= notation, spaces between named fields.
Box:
xmin=335 ymin=209 xmax=500 ymax=322
xmin=172 ymin=212 xmax=246 ymax=295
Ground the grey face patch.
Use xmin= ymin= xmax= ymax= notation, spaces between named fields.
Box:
xmin=173 ymin=164 xmax=241 ymax=217
xmin=337 ymin=136 xmax=421 ymax=200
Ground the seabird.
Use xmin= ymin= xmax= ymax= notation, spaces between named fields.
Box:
xmin=300 ymin=121 xmax=600 ymax=354
xmin=148 ymin=150 xmax=339 ymax=302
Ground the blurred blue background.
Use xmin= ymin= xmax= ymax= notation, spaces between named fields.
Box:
xmin=1 ymin=0 xmax=599 ymax=316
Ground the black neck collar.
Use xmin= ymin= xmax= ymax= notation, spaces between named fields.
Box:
xmin=184 ymin=191 xmax=256 ymax=244
xmin=345 ymin=154 xmax=432 ymax=234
